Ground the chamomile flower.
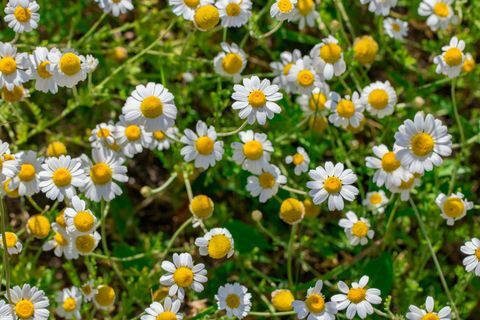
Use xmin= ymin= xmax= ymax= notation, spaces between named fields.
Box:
xmin=365 ymin=144 xmax=411 ymax=188
xmin=339 ymin=211 xmax=374 ymax=246
xmin=26 ymin=215 xmax=51 ymax=239
xmin=169 ymin=0 xmax=206 ymax=20
xmin=193 ymin=3 xmax=220 ymax=31
xmin=5 ymin=150 xmax=42 ymax=196
xmin=363 ymin=190 xmax=388 ymax=214
xmin=89 ymin=122 xmax=118 ymax=151
xmin=435 ymin=192 xmax=473 ymax=226
xmin=388 ymin=175 xmax=421 ymax=201
xmin=0 ymin=231 xmax=22 ymax=255
xmin=141 ymin=297 xmax=183 ymax=320
xmin=56 ymin=287 xmax=82 ymax=319
xmin=217 ymin=0 xmax=252 ymax=28
xmin=80 ymin=149 xmax=128 ymax=202
xmin=270 ymin=0 xmax=298 ymax=21
xmin=353 ymin=36 xmax=378 ymax=66
xmin=93 ymin=285 xmax=116 ymax=310
xmin=231 ymin=130 xmax=273 ymax=174
xmin=42 ymin=223 xmax=73 ymax=259
xmin=383 ymin=18 xmax=408 ymax=40
xmin=394 ymin=112 xmax=452 ymax=174
xmin=361 ymin=81 xmax=397 ymax=118
xmin=287 ymin=56 xmax=321 ymax=94
xmin=148 ymin=127 xmax=178 ymax=151
xmin=310 ymin=36 xmax=346 ymax=80
xmin=214 ymin=42 xmax=247 ymax=82
xmin=1 ymin=85 xmax=29 ymax=103
xmin=0 ymin=42 xmax=30 ymax=90
xmin=180 ymin=120 xmax=224 ymax=169
xmin=0 ymin=140 xmax=13 ymax=180
xmin=114 ymin=117 xmax=153 ymax=158
xmin=96 ymin=0 xmax=134 ymax=16
xmin=329 ymin=92 xmax=364 ymax=129
xmin=215 ymin=283 xmax=252 ymax=319
xmin=279 ymin=198 xmax=305 ymax=225
xmin=39 ymin=155 xmax=85 ymax=201
xmin=297 ymin=83 xmax=340 ymax=117
xmin=195 ymin=228 xmax=235 ymax=259
xmin=64 ymin=196 xmax=97 ymax=236
xmin=122 ymin=82 xmax=177 ymax=132
xmin=8 ymin=284 xmax=50 ymax=320
xmin=462 ymin=53 xmax=475 ymax=73
xmin=246 ymin=164 xmax=286 ymax=203
xmin=418 ymin=0 xmax=457 ymax=31
xmin=406 ymin=296 xmax=451 ymax=320
xmin=331 ymin=276 xmax=382 ymax=319
xmin=359 ymin=0 xmax=397 ymax=16
xmin=270 ymin=49 xmax=302 ymax=93
xmin=0 ymin=300 xmax=12 ymax=320
xmin=4 ymin=0 xmax=40 ymax=33
xmin=189 ymin=194 xmax=214 ymax=227
xmin=271 ymin=289 xmax=294 ymax=311
xmin=51 ymin=50 xmax=87 ymax=88
xmin=294 ymin=0 xmax=318 ymax=29
xmin=292 ymin=280 xmax=337 ymax=320
xmin=307 ymin=162 xmax=359 ymax=211
xmin=434 ymin=36 xmax=465 ymax=78
xmin=285 ymin=147 xmax=310 ymax=175
xmin=231 ymin=76 xmax=283 ymax=125
xmin=460 ymin=238 xmax=480 ymax=276
xmin=160 ymin=252 xmax=208 ymax=300
xmin=28 ymin=47 xmax=60 ymax=94
xmin=80 ymin=281 xmax=97 ymax=302
xmin=69 ymin=232 xmax=101 ymax=259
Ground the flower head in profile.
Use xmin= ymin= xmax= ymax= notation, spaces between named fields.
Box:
xmin=169 ymin=0 xmax=208 ymax=20
xmin=292 ymin=280 xmax=337 ymax=320
xmin=339 ymin=211 xmax=375 ymax=246
xmin=193 ymin=2 xmax=220 ymax=31
xmin=271 ymin=289 xmax=294 ymax=311
xmin=435 ymin=192 xmax=473 ymax=226
xmin=406 ymin=296 xmax=451 ymax=320
xmin=293 ymin=0 xmax=318 ymax=29
xmin=0 ymin=231 xmax=22 ymax=255
xmin=461 ymin=238 xmax=480 ymax=277
xmin=215 ymin=283 xmax=252 ymax=319
xmin=214 ymin=42 xmax=247 ymax=82
xmin=434 ymin=36 xmax=465 ymax=78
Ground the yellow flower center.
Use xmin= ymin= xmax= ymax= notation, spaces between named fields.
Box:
xmin=47 ymin=141 xmax=67 ymax=157
xmin=141 ymin=96 xmax=163 ymax=118
xmin=368 ymin=89 xmax=389 ymax=110
xmin=442 ymin=197 xmax=465 ymax=218
xmin=3 ymin=179 xmax=19 ymax=198
xmin=248 ymin=90 xmax=267 ymax=108
xmin=243 ymin=140 xmax=264 ymax=160
xmin=347 ymin=288 xmax=366 ymax=303
xmin=258 ymin=172 xmax=276 ymax=189
xmin=336 ymin=99 xmax=355 ymax=118
xmin=422 ymin=313 xmax=440 ymax=320
xmin=173 ymin=266 xmax=194 ymax=287
xmin=271 ymin=290 xmax=294 ymax=311
xmin=95 ymin=286 xmax=116 ymax=307
xmin=0 ymin=57 xmax=17 ymax=76
xmin=14 ymin=6 xmax=31 ymax=22
xmin=90 ymin=163 xmax=112 ymax=185
xmin=297 ymin=70 xmax=314 ymax=87
xmin=56 ymin=210 xmax=66 ymax=228
xmin=15 ymin=299 xmax=34 ymax=319
xmin=63 ymin=297 xmax=77 ymax=312
xmin=18 ymin=164 xmax=36 ymax=182
xmin=81 ymin=284 xmax=92 ymax=295
xmin=1 ymin=86 xmax=24 ymax=103
xmin=463 ymin=58 xmax=475 ymax=73
xmin=305 ymin=293 xmax=325 ymax=313
xmin=208 ymin=234 xmax=232 ymax=259
xmin=54 ymin=232 xmax=69 ymax=246
xmin=309 ymin=93 xmax=327 ymax=111
xmin=277 ymin=0 xmax=293 ymax=13
xmin=97 ymin=127 xmax=111 ymax=139
xmin=37 ymin=61 xmax=52 ymax=79
xmin=369 ymin=193 xmax=383 ymax=205
xmin=351 ymin=221 xmax=369 ymax=237
xmin=222 ymin=53 xmax=243 ymax=75
xmin=303 ymin=198 xmax=321 ymax=218
xmin=292 ymin=153 xmax=304 ymax=165
xmin=411 ymin=133 xmax=434 ymax=157
xmin=27 ymin=215 xmax=51 ymax=239
xmin=279 ymin=198 xmax=304 ymax=224
xmin=353 ymin=36 xmax=378 ymax=65
xmin=74 ymin=211 xmax=95 ymax=232
xmin=283 ymin=63 xmax=293 ymax=75
xmin=381 ymin=151 xmax=401 ymax=172
xmin=4 ymin=232 xmax=17 ymax=248
xmin=156 ymin=311 xmax=178 ymax=320
xmin=125 ymin=125 xmax=141 ymax=141
xmin=323 ymin=176 xmax=342 ymax=194
xmin=184 ymin=0 xmax=199 ymax=8
xmin=475 ymin=248 xmax=480 ymax=260
xmin=52 ymin=168 xmax=72 ymax=187
xmin=320 ymin=43 xmax=342 ymax=64
xmin=392 ymin=23 xmax=401 ymax=32
xmin=60 ymin=53 xmax=81 ymax=76
xmin=226 ymin=3 xmax=241 ymax=16
xmin=444 ymin=48 xmax=463 ymax=67
xmin=153 ymin=131 xmax=166 ymax=140
xmin=196 ymin=136 xmax=215 ymax=155
xmin=225 ymin=294 xmax=240 ymax=308
xmin=399 ymin=177 xmax=415 ymax=190
xmin=433 ymin=2 xmax=449 ymax=17
xmin=190 ymin=195 xmax=214 ymax=218
xmin=75 ymin=234 xmax=96 ymax=253
xmin=194 ymin=5 xmax=220 ymax=31
xmin=297 ymin=0 xmax=314 ymax=16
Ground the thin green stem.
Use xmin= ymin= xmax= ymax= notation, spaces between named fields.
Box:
xmin=286 ymin=224 xmax=297 ymax=288
xmin=76 ymin=13 xmax=108 ymax=46
xmin=182 ymin=171 xmax=193 ymax=201
xmin=150 ymin=172 xmax=178 ymax=194
xmin=158 ymin=217 xmax=193 ymax=261
xmin=280 ymin=185 xmax=307 ymax=196
xmin=449 ymin=79 xmax=466 ymax=194
xmin=26 ymin=196 xmax=43 ymax=212
xmin=217 ymin=120 xmax=248 ymax=137
xmin=0 ymin=198 xmax=12 ymax=302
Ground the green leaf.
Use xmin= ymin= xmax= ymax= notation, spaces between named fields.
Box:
xmin=362 ymin=253 xmax=394 ymax=295
xmin=224 ymin=220 xmax=271 ymax=253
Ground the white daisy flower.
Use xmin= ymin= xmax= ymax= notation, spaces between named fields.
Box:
xmin=89 ymin=122 xmax=119 ymax=152
xmin=287 ymin=56 xmax=321 ymax=94
xmin=331 ymin=276 xmax=382 ymax=319
xmin=270 ymin=0 xmax=298 ymax=21
xmin=339 ymin=211 xmax=375 ymax=246
xmin=148 ymin=127 xmax=178 ymax=151
xmin=361 ymin=81 xmax=397 ymax=118
xmin=180 ymin=120 xmax=224 ymax=169
xmin=434 ymin=36 xmax=465 ymax=79
xmin=329 ymin=92 xmax=365 ymax=129
xmin=359 ymin=0 xmax=397 ymax=16
xmin=0 ymin=140 xmax=14 ymax=181
xmin=160 ymin=252 xmax=208 ymax=301
xmin=55 ymin=287 xmax=82 ymax=320
xmin=394 ymin=112 xmax=452 ymax=174
xmin=213 ymin=42 xmax=247 ymax=82
xmin=363 ymin=190 xmax=388 ymax=214
xmin=418 ymin=0 xmax=457 ymax=31
xmin=68 ymin=231 xmax=101 ymax=259
xmin=80 ymin=280 xmax=97 ymax=302
xmin=365 ymin=144 xmax=412 ymax=188
xmin=39 ymin=155 xmax=86 ymax=201
xmin=387 ymin=175 xmax=421 ymax=201
xmin=292 ymin=280 xmax=337 ymax=320
xmin=461 ymin=238 xmax=480 ymax=277
xmin=4 ymin=0 xmax=40 ymax=33
xmin=28 ymin=47 xmax=60 ymax=94
xmin=383 ymin=18 xmax=408 ymax=40
xmin=195 ymin=227 xmax=235 ymax=259
xmin=50 ymin=50 xmax=88 ymax=88
xmin=122 ymin=82 xmax=177 ymax=132
xmin=297 ymin=82 xmax=340 ymax=117
xmin=246 ymin=164 xmax=286 ymax=203
xmin=64 ymin=196 xmax=97 ymax=236
xmin=8 ymin=284 xmax=50 ymax=320
xmin=114 ymin=117 xmax=153 ymax=158
xmin=310 ymin=36 xmax=346 ymax=80
xmin=215 ymin=283 xmax=252 ymax=319
xmin=0 ymin=42 xmax=30 ymax=90
xmin=0 ymin=231 xmax=22 ymax=255
xmin=307 ymin=162 xmax=359 ymax=211
xmin=231 ymin=130 xmax=273 ymax=174
xmin=285 ymin=147 xmax=310 ymax=175
xmin=293 ymin=0 xmax=318 ymax=29
xmin=5 ymin=150 xmax=43 ymax=197
xmin=96 ymin=0 xmax=134 ymax=16
xmin=42 ymin=223 xmax=73 ymax=259
xmin=93 ymin=285 xmax=116 ymax=310
xmin=406 ymin=296 xmax=451 ymax=320
xmin=217 ymin=0 xmax=252 ymax=28
xmin=80 ymin=149 xmax=128 ymax=202
xmin=231 ymin=76 xmax=283 ymax=125
xmin=435 ymin=192 xmax=473 ymax=226
xmin=141 ymin=297 xmax=183 ymax=320
xmin=270 ymin=49 xmax=302 ymax=93
xmin=169 ymin=0 xmax=208 ymax=21
xmin=0 ymin=299 xmax=13 ymax=320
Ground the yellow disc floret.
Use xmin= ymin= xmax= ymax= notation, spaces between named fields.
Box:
xmin=18 ymin=163 xmax=36 ymax=182
xmin=4 ymin=232 xmax=18 ymax=248
xmin=15 ymin=299 xmax=34 ymax=319
xmin=369 ymin=193 xmax=382 ymax=205
xmin=125 ymin=125 xmax=142 ymax=141
xmin=353 ymin=36 xmax=378 ymax=65
xmin=47 ymin=141 xmax=67 ymax=157
xmin=433 ymin=2 xmax=449 ymax=17
xmin=63 ymin=297 xmax=77 ymax=312
xmin=196 ymin=136 xmax=215 ymax=155
xmin=279 ymin=198 xmax=305 ymax=224
xmin=27 ymin=215 xmax=51 ymax=239
xmin=225 ymin=294 xmax=241 ymax=308
xmin=323 ymin=176 xmax=342 ymax=194
xmin=305 ymin=293 xmax=325 ymax=313
xmin=173 ymin=267 xmax=194 ymax=287
xmin=207 ymin=234 xmax=232 ymax=259
xmin=222 ymin=53 xmax=243 ymax=75
xmin=347 ymin=288 xmax=366 ymax=303
xmin=60 ymin=53 xmax=81 ymax=76
xmin=309 ymin=93 xmax=327 ymax=111
xmin=0 ymin=57 xmax=17 ymax=75
xmin=336 ymin=99 xmax=355 ymax=118
xmin=73 ymin=211 xmax=95 ymax=233
xmin=157 ymin=311 xmax=178 ymax=320
xmin=277 ymin=0 xmax=293 ymax=13
xmin=226 ymin=3 xmax=241 ymax=16
xmin=184 ymin=0 xmax=200 ymax=8
xmin=351 ymin=221 xmax=369 ymax=238
xmin=442 ymin=197 xmax=465 ymax=218
xmin=368 ymin=89 xmax=389 ymax=110
xmin=422 ymin=313 xmax=440 ymax=320
xmin=141 ymin=96 xmax=163 ymax=118
xmin=258 ymin=172 xmax=276 ymax=189
xmin=75 ymin=234 xmax=96 ymax=253
xmin=190 ymin=195 xmax=214 ymax=219
xmin=52 ymin=168 xmax=72 ymax=187
xmin=271 ymin=289 xmax=294 ymax=311
xmin=54 ymin=232 xmax=69 ymax=246
xmin=319 ymin=43 xmax=342 ymax=64
xmin=37 ymin=61 xmax=52 ymax=79
xmin=95 ymin=285 xmax=116 ymax=307
xmin=297 ymin=0 xmax=314 ymax=16
xmin=248 ymin=90 xmax=267 ymax=108
xmin=444 ymin=48 xmax=463 ymax=67
xmin=297 ymin=70 xmax=314 ymax=87
xmin=292 ymin=153 xmax=304 ymax=165
xmin=243 ymin=140 xmax=264 ymax=160
xmin=14 ymin=6 xmax=31 ymax=22
xmin=2 ymin=86 xmax=25 ymax=103
xmin=410 ymin=133 xmax=434 ymax=157
xmin=90 ymin=163 xmax=112 ymax=185
xmin=194 ymin=5 xmax=220 ymax=31
xmin=303 ymin=198 xmax=321 ymax=218
xmin=381 ymin=152 xmax=401 ymax=172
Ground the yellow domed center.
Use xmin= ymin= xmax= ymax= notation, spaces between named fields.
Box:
xmin=95 ymin=286 xmax=116 ymax=307
xmin=297 ymin=0 xmax=314 ymax=16
xmin=0 ymin=57 xmax=17 ymax=76
xmin=475 ymin=248 xmax=480 ymax=260
xmin=97 ymin=127 xmax=111 ymax=139
xmin=422 ymin=313 xmax=440 ymax=320
xmin=2 ymin=86 xmax=24 ymax=103
xmin=74 ymin=211 xmax=95 ymax=232
xmin=173 ymin=266 xmax=194 ymax=287
xmin=309 ymin=93 xmax=327 ymax=111
xmin=292 ymin=153 xmax=304 ymax=165
xmin=226 ymin=3 xmax=241 ymax=16
xmin=196 ymin=136 xmax=215 ymax=155
xmin=225 ymin=294 xmax=240 ymax=308
xmin=153 ymin=131 xmax=166 ymax=140
xmin=63 ymin=297 xmax=77 ymax=312
xmin=353 ymin=36 xmax=378 ymax=64
xmin=14 ymin=6 xmax=31 ymax=22
xmin=3 ymin=179 xmax=19 ymax=198
xmin=248 ymin=90 xmax=267 ymax=108
xmin=411 ymin=133 xmax=434 ymax=157
xmin=4 ymin=232 xmax=17 ymax=248
xmin=399 ymin=177 xmax=415 ymax=190
xmin=54 ymin=232 xmax=69 ymax=246
xmin=336 ymin=99 xmax=355 ymax=118
xmin=278 ymin=0 xmax=293 ymax=13
xmin=368 ymin=89 xmax=389 ymax=110
xmin=75 ymin=234 xmax=96 ymax=253
xmin=369 ymin=193 xmax=382 ymax=205
xmin=18 ymin=163 xmax=36 ymax=182
xmin=352 ymin=221 xmax=369 ymax=237
xmin=433 ymin=2 xmax=449 ymax=17
xmin=125 ymin=125 xmax=141 ymax=141
xmin=37 ymin=61 xmax=52 ymax=79
xmin=297 ymin=70 xmax=314 ymax=87
xmin=81 ymin=284 xmax=92 ymax=295
xmin=15 ymin=299 xmax=34 ymax=319
xmin=190 ymin=195 xmax=213 ymax=218
xmin=56 ymin=210 xmax=66 ymax=228
xmin=47 ymin=141 xmax=67 ymax=157
xmin=60 ymin=53 xmax=81 ymax=76
xmin=222 ymin=53 xmax=243 ymax=75
xmin=184 ymin=0 xmax=199 ymax=8
xmin=208 ymin=234 xmax=231 ymax=259
xmin=141 ymin=96 xmax=163 ymax=118
xmin=347 ymin=288 xmax=366 ymax=303
xmin=444 ymin=48 xmax=463 ymax=67
xmin=323 ymin=176 xmax=342 ymax=194
xmin=243 ymin=140 xmax=264 ymax=160
xmin=90 ymin=163 xmax=112 ymax=185
xmin=279 ymin=198 xmax=304 ymax=224
xmin=442 ymin=197 xmax=465 ymax=218
xmin=156 ymin=311 xmax=178 ymax=320
xmin=259 ymin=172 xmax=276 ymax=189
xmin=463 ymin=58 xmax=475 ymax=73
xmin=53 ymin=168 xmax=72 ymax=187
xmin=194 ymin=5 xmax=220 ymax=31
xmin=283 ymin=63 xmax=293 ymax=75
xmin=306 ymin=293 xmax=325 ymax=313
xmin=392 ymin=23 xmax=401 ymax=32
xmin=381 ymin=151 xmax=401 ymax=172
xmin=320 ymin=43 xmax=342 ymax=64
xmin=27 ymin=215 xmax=51 ymax=239
xmin=272 ymin=290 xmax=294 ymax=311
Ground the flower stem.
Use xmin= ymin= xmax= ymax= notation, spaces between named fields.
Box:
xmin=0 ymin=198 xmax=12 ymax=302
xmin=76 ymin=12 xmax=108 ymax=46
xmin=217 ymin=120 xmax=248 ymax=137
xmin=280 ymin=185 xmax=307 ymax=196
xmin=150 ymin=172 xmax=178 ymax=194
xmin=449 ymin=79 xmax=466 ymax=194
xmin=286 ymin=224 xmax=297 ymax=288
xmin=249 ymin=311 xmax=296 ymax=317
